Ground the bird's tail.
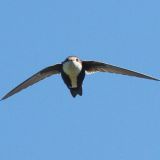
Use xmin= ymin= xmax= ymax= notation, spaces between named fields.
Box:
xmin=70 ymin=86 xmax=82 ymax=97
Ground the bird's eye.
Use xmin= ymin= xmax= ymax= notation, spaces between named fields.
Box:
xmin=76 ymin=58 xmax=79 ymax=62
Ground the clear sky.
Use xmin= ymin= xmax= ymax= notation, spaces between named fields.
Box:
xmin=0 ymin=0 xmax=160 ymax=160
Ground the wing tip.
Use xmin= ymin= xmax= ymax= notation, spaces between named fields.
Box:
xmin=1 ymin=92 xmax=13 ymax=101
xmin=1 ymin=95 xmax=8 ymax=101
xmin=148 ymin=77 xmax=160 ymax=81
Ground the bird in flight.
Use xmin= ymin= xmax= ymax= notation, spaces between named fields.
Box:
xmin=1 ymin=56 xmax=159 ymax=100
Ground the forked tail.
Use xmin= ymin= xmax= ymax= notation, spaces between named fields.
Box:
xmin=70 ymin=86 xmax=82 ymax=97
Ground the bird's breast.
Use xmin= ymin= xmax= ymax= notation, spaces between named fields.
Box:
xmin=62 ymin=61 xmax=82 ymax=88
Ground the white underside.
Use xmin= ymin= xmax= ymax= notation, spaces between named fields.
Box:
xmin=62 ymin=61 xmax=82 ymax=88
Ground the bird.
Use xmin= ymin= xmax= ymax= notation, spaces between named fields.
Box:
xmin=1 ymin=56 xmax=159 ymax=100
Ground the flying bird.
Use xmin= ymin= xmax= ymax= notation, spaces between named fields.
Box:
xmin=1 ymin=56 xmax=159 ymax=100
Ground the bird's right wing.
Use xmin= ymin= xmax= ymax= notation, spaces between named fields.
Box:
xmin=1 ymin=64 xmax=62 ymax=100
xmin=83 ymin=61 xmax=159 ymax=81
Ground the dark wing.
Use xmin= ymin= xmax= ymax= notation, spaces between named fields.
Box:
xmin=83 ymin=61 xmax=159 ymax=81
xmin=1 ymin=64 xmax=62 ymax=100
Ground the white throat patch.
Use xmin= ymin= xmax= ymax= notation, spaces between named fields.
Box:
xmin=62 ymin=61 xmax=82 ymax=88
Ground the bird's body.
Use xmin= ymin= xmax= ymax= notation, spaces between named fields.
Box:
xmin=62 ymin=56 xmax=83 ymax=88
xmin=61 ymin=56 xmax=85 ymax=97
xmin=1 ymin=56 xmax=159 ymax=100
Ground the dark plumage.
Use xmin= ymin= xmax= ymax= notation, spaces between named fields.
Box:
xmin=1 ymin=56 xmax=159 ymax=100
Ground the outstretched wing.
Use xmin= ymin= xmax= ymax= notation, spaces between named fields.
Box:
xmin=83 ymin=61 xmax=159 ymax=81
xmin=1 ymin=64 xmax=62 ymax=100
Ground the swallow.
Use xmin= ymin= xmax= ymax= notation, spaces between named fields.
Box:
xmin=1 ymin=56 xmax=159 ymax=100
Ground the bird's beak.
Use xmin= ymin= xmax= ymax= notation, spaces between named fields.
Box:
xmin=68 ymin=59 xmax=74 ymax=62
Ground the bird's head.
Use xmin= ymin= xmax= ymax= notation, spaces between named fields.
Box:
xmin=62 ymin=56 xmax=82 ymax=71
xmin=65 ymin=56 xmax=81 ymax=63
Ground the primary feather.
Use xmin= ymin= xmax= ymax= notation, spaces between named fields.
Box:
xmin=83 ymin=61 xmax=159 ymax=81
xmin=1 ymin=64 xmax=61 ymax=100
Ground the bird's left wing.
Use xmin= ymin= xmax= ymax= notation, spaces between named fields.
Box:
xmin=83 ymin=61 xmax=159 ymax=81
xmin=1 ymin=64 xmax=62 ymax=100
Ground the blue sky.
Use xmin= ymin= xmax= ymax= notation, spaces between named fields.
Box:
xmin=0 ymin=0 xmax=160 ymax=160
